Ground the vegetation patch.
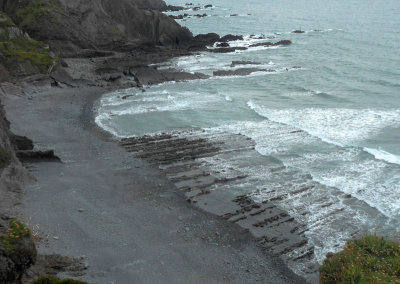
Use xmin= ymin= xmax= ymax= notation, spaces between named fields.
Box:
xmin=34 ymin=275 xmax=88 ymax=284
xmin=0 ymin=12 xmax=16 ymax=28
xmin=0 ymin=37 xmax=58 ymax=71
xmin=1 ymin=220 xmax=30 ymax=253
xmin=0 ymin=146 xmax=12 ymax=168
xmin=15 ymin=0 xmax=68 ymax=29
xmin=320 ymin=234 xmax=400 ymax=283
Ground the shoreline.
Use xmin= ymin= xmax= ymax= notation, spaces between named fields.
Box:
xmin=2 ymin=81 xmax=307 ymax=283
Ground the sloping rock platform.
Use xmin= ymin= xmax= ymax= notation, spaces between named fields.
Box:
xmin=120 ymin=130 xmax=325 ymax=281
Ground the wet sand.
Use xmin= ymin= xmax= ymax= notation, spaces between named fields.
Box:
xmin=3 ymin=85 xmax=306 ymax=283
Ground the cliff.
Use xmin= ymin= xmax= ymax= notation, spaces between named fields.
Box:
xmin=0 ymin=0 xmax=193 ymax=57
xmin=0 ymin=98 xmax=36 ymax=283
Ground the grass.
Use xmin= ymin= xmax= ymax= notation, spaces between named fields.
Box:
xmin=0 ymin=37 xmax=58 ymax=70
xmin=320 ymin=234 xmax=400 ymax=283
xmin=0 ymin=146 xmax=11 ymax=168
xmin=34 ymin=275 xmax=88 ymax=284
xmin=15 ymin=0 xmax=68 ymax=29
xmin=1 ymin=220 xmax=30 ymax=253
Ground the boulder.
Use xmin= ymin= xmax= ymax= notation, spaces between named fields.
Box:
xmin=194 ymin=33 xmax=221 ymax=45
xmin=216 ymin=42 xmax=229 ymax=47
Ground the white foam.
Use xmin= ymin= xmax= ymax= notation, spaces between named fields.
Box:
xmin=364 ymin=147 xmax=400 ymax=165
xmin=247 ymin=101 xmax=400 ymax=147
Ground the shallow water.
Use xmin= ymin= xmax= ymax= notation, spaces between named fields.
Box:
xmin=96 ymin=0 xmax=400 ymax=277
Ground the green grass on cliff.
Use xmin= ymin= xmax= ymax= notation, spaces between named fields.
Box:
xmin=1 ymin=220 xmax=30 ymax=253
xmin=0 ymin=146 xmax=11 ymax=168
xmin=15 ymin=0 xmax=68 ymax=29
xmin=0 ymin=12 xmax=16 ymax=28
xmin=320 ymin=234 xmax=400 ymax=283
xmin=34 ymin=275 xmax=88 ymax=284
xmin=0 ymin=38 xmax=57 ymax=70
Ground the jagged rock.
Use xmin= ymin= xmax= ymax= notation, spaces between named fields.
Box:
xmin=220 ymin=34 xmax=243 ymax=42
xmin=216 ymin=42 xmax=229 ymax=47
xmin=194 ymin=33 xmax=221 ymax=45
xmin=11 ymin=135 xmax=33 ymax=151
xmin=249 ymin=40 xmax=292 ymax=48
xmin=213 ymin=68 xmax=275 ymax=76
xmin=208 ymin=47 xmax=248 ymax=53
xmin=166 ymin=5 xmax=186 ymax=11
xmin=130 ymin=66 xmax=209 ymax=85
xmin=16 ymin=150 xmax=60 ymax=162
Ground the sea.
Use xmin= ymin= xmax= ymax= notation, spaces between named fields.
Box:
xmin=95 ymin=0 xmax=400 ymax=276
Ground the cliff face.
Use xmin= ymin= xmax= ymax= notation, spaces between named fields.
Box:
xmin=1 ymin=0 xmax=192 ymax=57
xmin=0 ymin=98 xmax=36 ymax=283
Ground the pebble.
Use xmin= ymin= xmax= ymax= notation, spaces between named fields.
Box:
xmin=53 ymin=236 xmax=59 ymax=240
xmin=78 ymin=208 xmax=85 ymax=212
xmin=178 ymin=216 xmax=183 ymax=221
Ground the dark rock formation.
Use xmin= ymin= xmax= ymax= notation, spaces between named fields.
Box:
xmin=220 ymin=34 xmax=243 ymax=42
xmin=1 ymin=0 xmax=194 ymax=57
xmin=249 ymin=40 xmax=292 ymax=48
xmin=16 ymin=150 xmax=60 ymax=162
xmin=208 ymin=47 xmax=248 ymax=53
xmin=0 ymin=217 xmax=37 ymax=283
xmin=129 ymin=66 xmax=209 ymax=85
xmin=213 ymin=68 xmax=275 ymax=76
xmin=216 ymin=42 xmax=229 ymax=47
xmin=194 ymin=33 xmax=221 ymax=45
xmin=11 ymin=135 xmax=33 ymax=151
xmin=166 ymin=5 xmax=186 ymax=11
xmin=204 ymin=4 xmax=212 ymax=8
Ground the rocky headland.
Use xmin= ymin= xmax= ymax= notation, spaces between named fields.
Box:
xmin=0 ymin=0 xmax=306 ymax=283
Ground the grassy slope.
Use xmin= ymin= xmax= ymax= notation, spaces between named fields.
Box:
xmin=320 ymin=235 xmax=400 ymax=283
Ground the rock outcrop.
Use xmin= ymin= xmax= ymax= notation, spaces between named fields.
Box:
xmin=1 ymin=0 xmax=193 ymax=57
xmin=0 ymin=96 xmax=36 ymax=283
xmin=0 ymin=218 xmax=37 ymax=283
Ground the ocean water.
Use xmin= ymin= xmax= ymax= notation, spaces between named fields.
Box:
xmin=96 ymin=0 xmax=400 ymax=275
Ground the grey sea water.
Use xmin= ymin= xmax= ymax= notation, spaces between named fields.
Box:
xmin=96 ymin=0 xmax=400 ymax=276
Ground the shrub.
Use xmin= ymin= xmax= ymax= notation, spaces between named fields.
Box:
xmin=1 ymin=219 xmax=30 ymax=252
xmin=0 ymin=38 xmax=58 ymax=70
xmin=34 ymin=275 xmax=88 ymax=284
xmin=320 ymin=234 xmax=400 ymax=283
